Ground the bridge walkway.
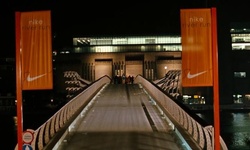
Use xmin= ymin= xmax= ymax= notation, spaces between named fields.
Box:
xmin=56 ymin=83 xmax=185 ymax=150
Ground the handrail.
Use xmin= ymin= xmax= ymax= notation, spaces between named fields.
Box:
xmin=15 ymin=75 xmax=111 ymax=150
xmin=15 ymin=74 xmax=228 ymax=150
xmin=134 ymin=75 xmax=228 ymax=150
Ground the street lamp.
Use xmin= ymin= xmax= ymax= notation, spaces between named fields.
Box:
xmin=164 ymin=66 xmax=167 ymax=75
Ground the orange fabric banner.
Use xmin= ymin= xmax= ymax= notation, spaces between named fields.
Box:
xmin=180 ymin=8 xmax=213 ymax=87
xmin=20 ymin=10 xmax=53 ymax=90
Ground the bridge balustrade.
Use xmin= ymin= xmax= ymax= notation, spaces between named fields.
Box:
xmin=15 ymin=74 xmax=228 ymax=150
xmin=15 ymin=76 xmax=111 ymax=150
xmin=134 ymin=75 xmax=228 ymax=150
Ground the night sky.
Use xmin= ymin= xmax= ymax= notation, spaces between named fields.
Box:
xmin=0 ymin=0 xmax=249 ymax=57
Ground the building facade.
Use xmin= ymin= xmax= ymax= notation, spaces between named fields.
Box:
xmin=230 ymin=22 xmax=250 ymax=105
xmin=54 ymin=35 xmax=182 ymax=87
xmin=53 ymin=26 xmax=250 ymax=106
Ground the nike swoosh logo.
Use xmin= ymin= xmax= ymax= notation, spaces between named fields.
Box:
xmin=187 ymin=71 xmax=207 ymax=79
xmin=27 ymin=74 xmax=46 ymax=82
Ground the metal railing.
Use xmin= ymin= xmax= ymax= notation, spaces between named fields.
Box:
xmin=134 ymin=75 xmax=228 ymax=150
xmin=15 ymin=76 xmax=111 ymax=150
xmin=16 ymin=74 xmax=228 ymax=150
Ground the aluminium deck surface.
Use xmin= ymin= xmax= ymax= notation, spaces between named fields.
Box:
xmin=57 ymin=83 xmax=182 ymax=150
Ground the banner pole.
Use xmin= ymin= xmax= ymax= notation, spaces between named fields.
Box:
xmin=211 ymin=7 xmax=221 ymax=150
xmin=15 ymin=11 xmax=23 ymax=150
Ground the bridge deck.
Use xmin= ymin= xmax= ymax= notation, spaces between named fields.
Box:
xmin=57 ymin=84 xmax=183 ymax=150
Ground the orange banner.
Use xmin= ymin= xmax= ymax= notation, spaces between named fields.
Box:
xmin=180 ymin=8 xmax=213 ymax=87
xmin=20 ymin=10 xmax=53 ymax=90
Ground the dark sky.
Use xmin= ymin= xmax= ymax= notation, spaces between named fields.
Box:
xmin=0 ymin=0 xmax=249 ymax=57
